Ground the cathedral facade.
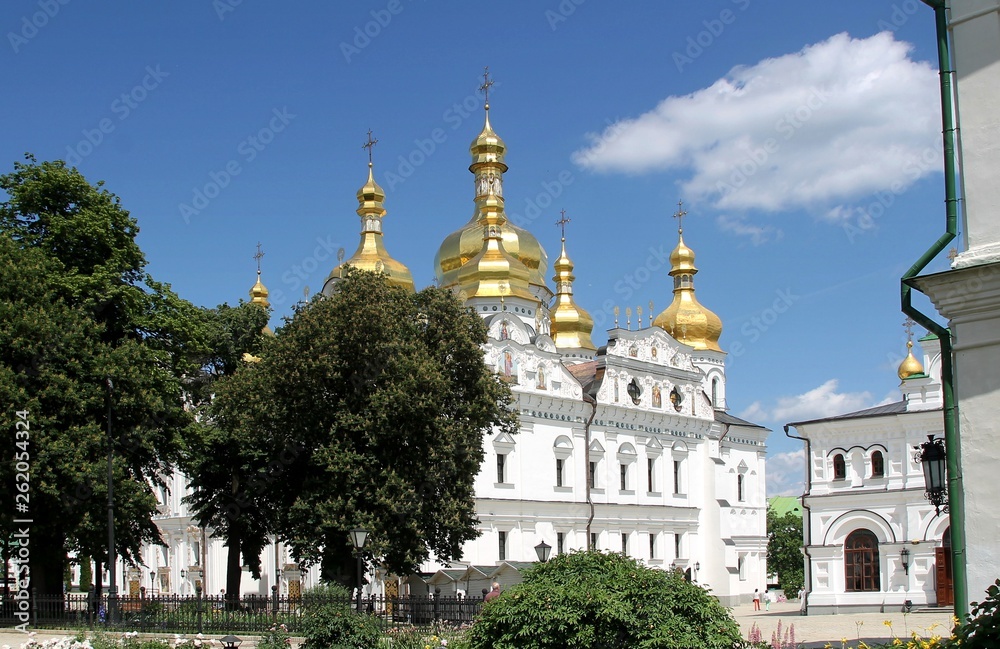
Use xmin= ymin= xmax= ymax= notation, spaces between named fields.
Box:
xmin=133 ymin=93 xmax=769 ymax=608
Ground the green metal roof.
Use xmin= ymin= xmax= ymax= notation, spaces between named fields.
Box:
xmin=767 ymin=495 xmax=802 ymax=518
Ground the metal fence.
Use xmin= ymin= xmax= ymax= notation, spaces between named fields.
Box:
xmin=1 ymin=592 xmax=484 ymax=634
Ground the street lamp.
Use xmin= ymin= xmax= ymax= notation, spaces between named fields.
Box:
xmin=105 ymin=377 xmax=118 ymax=623
xmin=534 ymin=540 xmax=551 ymax=563
xmin=900 ymin=547 xmax=911 ymax=576
xmin=915 ymin=435 xmax=948 ymax=514
xmin=349 ymin=528 xmax=369 ymax=613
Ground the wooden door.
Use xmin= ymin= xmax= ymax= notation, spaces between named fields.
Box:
xmin=935 ymin=546 xmax=954 ymax=607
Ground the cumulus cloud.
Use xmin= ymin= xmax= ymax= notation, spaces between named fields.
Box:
xmin=573 ymin=32 xmax=940 ymax=216
xmin=767 ymin=449 xmax=806 ymax=497
xmin=716 ymin=214 xmax=781 ymax=245
xmin=739 ymin=379 xmax=877 ymax=424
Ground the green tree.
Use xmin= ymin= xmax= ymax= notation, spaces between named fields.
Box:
xmin=180 ymin=301 xmax=273 ymax=601
xmin=0 ymin=156 xmax=207 ymax=595
xmin=210 ymin=268 xmax=517 ymax=585
xmin=466 ymin=550 xmax=745 ymax=649
xmin=766 ymin=508 xmax=804 ymax=596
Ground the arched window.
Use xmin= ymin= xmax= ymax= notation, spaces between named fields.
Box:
xmin=845 ymin=529 xmax=880 ymax=592
xmin=833 ymin=453 xmax=846 ymax=480
xmin=737 ymin=473 xmax=745 ymax=502
xmin=871 ymin=450 xmax=885 ymax=478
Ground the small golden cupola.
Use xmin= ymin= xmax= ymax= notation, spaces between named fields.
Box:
xmin=898 ymin=320 xmax=925 ymax=380
xmin=249 ymin=242 xmax=273 ymax=335
xmin=323 ymin=131 xmax=414 ymax=294
xmin=434 ymin=68 xmax=550 ymax=301
xmin=653 ymin=201 xmax=723 ymax=352
xmin=549 ymin=211 xmax=596 ymax=355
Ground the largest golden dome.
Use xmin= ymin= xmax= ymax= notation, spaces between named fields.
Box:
xmin=434 ymin=103 xmax=549 ymax=292
xmin=653 ymin=228 xmax=723 ymax=352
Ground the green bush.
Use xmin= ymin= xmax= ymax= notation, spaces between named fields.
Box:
xmin=946 ymin=579 xmax=1000 ymax=649
xmin=465 ymin=550 xmax=745 ymax=649
xmin=299 ymin=584 xmax=382 ymax=649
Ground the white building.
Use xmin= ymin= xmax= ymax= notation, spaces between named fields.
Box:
xmin=128 ymin=96 xmax=769 ymax=607
xmin=786 ymin=335 xmax=953 ymax=614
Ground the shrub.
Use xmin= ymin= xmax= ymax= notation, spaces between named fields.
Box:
xmin=298 ymin=584 xmax=382 ymax=649
xmin=945 ymin=578 xmax=1000 ymax=649
xmin=257 ymin=624 xmax=292 ymax=649
xmin=464 ymin=550 xmax=745 ymax=649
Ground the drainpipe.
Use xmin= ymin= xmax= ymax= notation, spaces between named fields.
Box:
xmin=583 ymin=393 xmax=597 ymax=548
xmin=902 ymin=0 xmax=968 ymax=621
xmin=783 ymin=425 xmax=811 ymax=616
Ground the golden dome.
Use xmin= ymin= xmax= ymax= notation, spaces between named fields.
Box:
xmin=324 ymin=162 xmax=415 ymax=293
xmin=898 ymin=341 xmax=925 ymax=380
xmin=434 ymin=104 xmax=550 ymax=293
xmin=249 ymin=271 xmax=270 ymax=309
xmin=550 ymin=239 xmax=596 ymax=352
xmin=653 ymin=229 xmax=723 ymax=352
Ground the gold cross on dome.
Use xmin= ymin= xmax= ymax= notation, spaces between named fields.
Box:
xmin=903 ymin=317 xmax=916 ymax=341
xmin=947 ymin=247 xmax=958 ymax=262
xmin=362 ymin=129 xmax=378 ymax=165
xmin=253 ymin=242 xmax=265 ymax=273
xmin=479 ymin=66 xmax=495 ymax=104
xmin=673 ymin=200 xmax=687 ymax=234
xmin=556 ymin=209 xmax=571 ymax=240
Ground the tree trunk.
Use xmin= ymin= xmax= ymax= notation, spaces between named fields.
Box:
xmin=225 ymin=529 xmax=242 ymax=610
xmin=32 ymin=532 xmax=68 ymax=596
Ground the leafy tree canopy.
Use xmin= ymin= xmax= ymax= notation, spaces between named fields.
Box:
xmin=208 ymin=268 xmax=517 ymax=583
xmin=766 ymin=508 xmax=804 ymax=596
xmin=466 ymin=550 xmax=745 ymax=649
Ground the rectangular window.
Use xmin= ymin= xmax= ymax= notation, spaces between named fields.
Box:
xmin=590 ymin=532 xmax=598 ymax=550
xmin=557 ymin=532 xmax=564 ymax=556
xmin=675 ymin=533 xmax=682 ymax=560
xmin=497 ymin=454 xmax=506 ymax=483
xmin=647 ymin=458 xmax=655 ymax=492
xmin=673 ymin=459 xmax=681 ymax=494
xmin=738 ymin=554 xmax=747 ymax=581
xmin=649 ymin=532 xmax=656 ymax=559
xmin=620 ymin=463 xmax=628 ymax=491
xmin=589 ymin=461 xmax=597 ymax=489
xmin=621 ymin=533 xmax=628 ymax=555
xmin=498 ymin=531 xmax=506 ymax=561
xmin=737 ymin=474 xmax=745 ymax=502
xmin=556 ymin=458 xmax=564 ymax=487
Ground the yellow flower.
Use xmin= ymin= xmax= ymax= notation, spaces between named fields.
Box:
xmin=884 ymin=620 xmax=893 ymax=628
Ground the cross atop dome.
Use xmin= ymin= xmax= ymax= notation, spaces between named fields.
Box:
xmin=362 ymin=129 xmax=378 ymax=166
xmin=903 ymin=316 xmax=917 ymax=342
xmin=556 ymin=209 xmax=571 ymax=241
xmin=673 ymin=200 xmax=687 ymax=234
xmin=479 ymin=66 xmax=495 ymax=107
xmin=253 ymin=241 xmax=265 ymax=274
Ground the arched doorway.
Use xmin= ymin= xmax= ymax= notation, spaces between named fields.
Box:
xmin=935 ymin=527 xmax=953 ymax=607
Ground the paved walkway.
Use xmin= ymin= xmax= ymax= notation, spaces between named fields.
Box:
xmin=731 ymin=600 xmax=955 ymax=648
xmin=0 ymin=602 xmax=956 ymax=648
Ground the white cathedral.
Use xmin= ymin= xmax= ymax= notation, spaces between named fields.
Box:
xmin=130 ymin=93 xmax=769 ymax=608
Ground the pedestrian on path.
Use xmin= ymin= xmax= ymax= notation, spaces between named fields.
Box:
xmin=753 ymin=588 xmax=761 ymax=611
xmin=765 ymin=589 xmax=771 ymax=611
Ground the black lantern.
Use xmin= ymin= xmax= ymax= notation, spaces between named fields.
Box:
xmin=220 ymin=636 xmax=242 ymax=649
xmin=900 ymin=547 xmax=910 ymax=576
xmin=350 ymin=528 xmax=369 ymax=613
xmin=534 ymin=540 xmax=552 ymax=562
xmin=915 ymin=435 xmax=948 ymax=513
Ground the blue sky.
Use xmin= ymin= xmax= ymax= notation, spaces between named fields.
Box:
xmin=2 ymin=1 xmax=954 ymax=495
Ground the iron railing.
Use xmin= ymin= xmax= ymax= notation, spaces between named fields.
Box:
xmin=1 ymin=592 xmax=484 ymax=634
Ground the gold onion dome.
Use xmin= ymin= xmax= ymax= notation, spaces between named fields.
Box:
xmin=653 ymin=227 xmax=723 ymax=352
xmin=249 ymin=271 xmax=270 ymax=309
xmin=897 ymin=340 xmax=925 ymax=380
xmin=550 ymin=238 xmax=596 ymax=352
xmin=325 ymin=160 xmax=415 ymax=293
xmin=434 ymin=102 xmax=549 ymax=293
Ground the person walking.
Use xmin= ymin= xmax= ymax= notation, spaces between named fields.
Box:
xmin=765 ymin=588 xmax=771 ymax=611
xmin=753 ymin=588 xmax=761 ymax=611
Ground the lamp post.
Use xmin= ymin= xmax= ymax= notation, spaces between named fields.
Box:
xmin=695 ymin=561 xmax=701 ymax=583
xmin=534 ymin=540 xmax=551 ymax=563
xmin=105 ymin=377 xmax=118 ymax=624
xmin=900 ymin=547 xmax=911 ymax=576
xmin=915 ymin=435 xmax=948 ymax=514
xmin=349 ymin=528 xmax=369 ymax=613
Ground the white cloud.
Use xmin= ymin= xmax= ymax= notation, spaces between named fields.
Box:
xmin=716 ymin=213 xmax=781 ymax=245
xmin=767 ymin=449 xmax=806 ymax=498
xmin=739 ymin=379 xmax=875 ymax=424
xmin=573 ymin=32 xmax=940 ymax=215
